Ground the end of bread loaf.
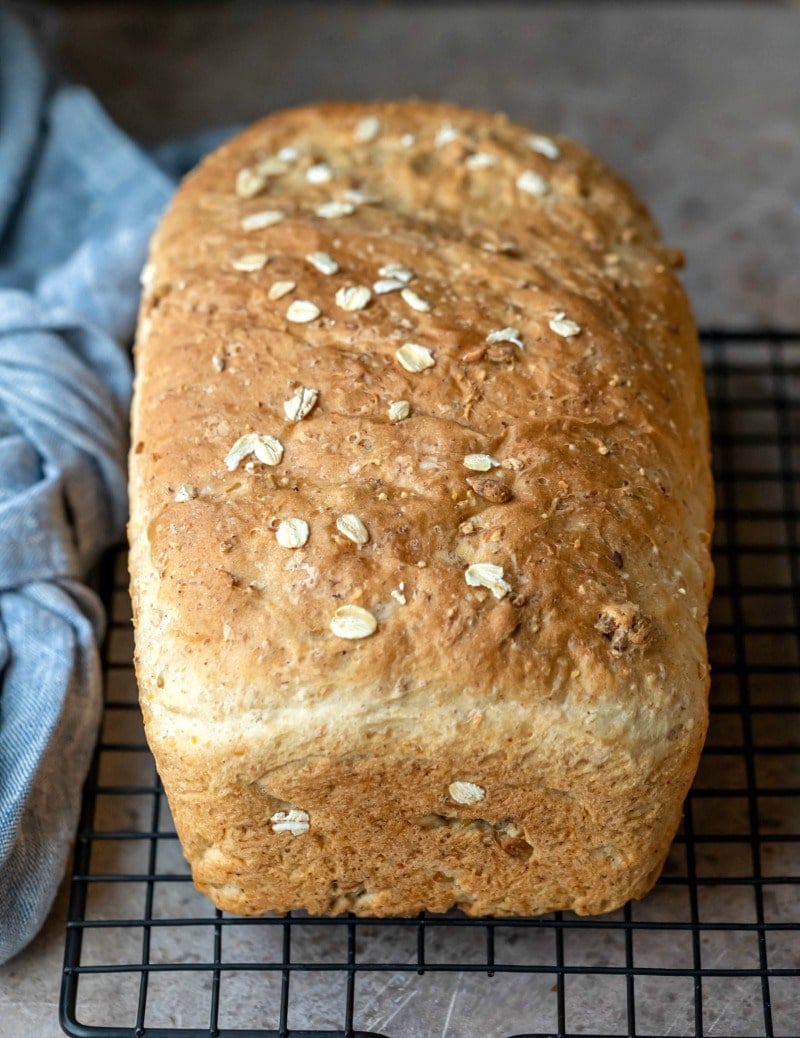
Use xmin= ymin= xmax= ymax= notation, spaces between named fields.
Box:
xmin=129 ymin=100 xmax=713 ymax=918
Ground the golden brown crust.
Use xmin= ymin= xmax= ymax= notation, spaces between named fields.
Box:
xmin=129 ymin=100 xmax=713 ymax=917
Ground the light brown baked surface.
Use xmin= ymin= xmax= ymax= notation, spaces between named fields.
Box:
xmin=129 ymin=100 xmax=713 ymax=918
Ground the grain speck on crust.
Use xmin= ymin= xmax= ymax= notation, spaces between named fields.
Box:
xmin=270 ymin=809 xmax=310 ymax=835
xmin=224 ymin=432 xmax=284 ymax=470
xmin=465 ymin=562 xmax=512 ymax=600
xmin=275 ymin=518 xmax=310 ymax=549
xmin=286 ymin=299 xmax=321 ymax=323
xmin=330 ymin=604 xmax=377 ymax=639
xmin=449 ymin=781 xmax=485 ymax=805
xmin=395 ymin=343 xmax=435 ymax=372
xmin=284 ymin=386 xmax=319 ymax=422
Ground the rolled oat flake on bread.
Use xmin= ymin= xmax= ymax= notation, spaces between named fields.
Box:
xmin=129 ymin=101 xmax=713 ymax=919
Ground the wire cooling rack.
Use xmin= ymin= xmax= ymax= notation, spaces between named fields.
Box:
xmin=60 ymin=329 xmax=800 ymax=1038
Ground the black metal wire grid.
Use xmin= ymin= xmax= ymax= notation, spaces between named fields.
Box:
xmin=60 ymin=329 xmax=800 ymax=1038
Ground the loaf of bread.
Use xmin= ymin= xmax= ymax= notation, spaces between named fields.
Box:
xmin=129 ymin=101 xmax=713 ymax=917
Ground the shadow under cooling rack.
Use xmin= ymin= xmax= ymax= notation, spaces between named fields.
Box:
xmin=61 ymin=329 xmax=800 ymax=1038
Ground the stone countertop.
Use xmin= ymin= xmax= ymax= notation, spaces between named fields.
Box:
xmin=1 ymin=4 xmax=798 ymax=1038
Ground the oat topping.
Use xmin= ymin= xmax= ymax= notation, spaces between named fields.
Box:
xmin=449 ymin=781 xmax=485 ymax=805
xmin=316 ymin=200 xmax=355 ymax=220
xmin=465 ymin=152 xmax=498 ymax=170
xmin=174 ymin=483 xmax=197 ymax=503
xmin=549 ymin=311 xmax=582 ymax=337
xmin=526 ymin=134 xmax=560 ymax=159
xmin=232 ymin=252 xmax=269 ymax=272
xmin=354 ymin=115 xmax=381 ymax=143
xmin=284 ymin=386 xmax=319 ymax=422
xmin=277 ymin=145 xmax=300 ymax=163
xmin=211 ymin=354 xmax=226 ymax=372
xmin=305 ymin=251 xmax=340 ymax=275
xmin=225 ymin=432 xmax=284 ymax=470
xmin=286 ymin=299 xmax=321 ymax=323
xmin=235 ymin=167 xmax=267 ymax=199
xmin=395 ymin=343 xmax=435 ymax=372
xmin=276 ymin=518 xmax=310 ymax=549
xmin=306 ymin=162 xmax=333 ymax=184
xmin=335 ymin=285 xmax=372 ymax=311
xmin=400 ymin=133 xmax=416 ymax=148
xmin=270 ymin=808 xmax=310 ymax=835
xmin=378 ymin=262 xmax=414 ymax=283
xmin=373 ymin=277 xmax=405 ymax=294
xmin=463 ymin=454 xmax=500 ymax=472
xmin=486 ymin=326 xmax=524 ymax=348
xmin=516 ymin=169 xmax=549 ymax=196
xmin=435 ymin=122 xmax=459 ymax=147
xmin=336 ymin=513 xmax=370 ymax=546
xmin=343 ymin=188 xmax=382 ymax=205
xmin=330 ymin=604 xmax=378 ymax=640
xmin=400 ymin=287 xmax=431 ymax=312
xmin=465 ymin=562 xmax=512 ymax=600
xmin=256 ymin=156 xmax=290 ymax=177
xmin=388 ymin=400 xmax=411 ymax=422
xmin=391 ymin=582 xmax=407 ymax=605
xmin=139 ymin=262 xmax=156 ymax=289
xmin=268 ymin=279 xmax=296 ymax=301
xmin=241 ymin=209 xmax=285 ymax=231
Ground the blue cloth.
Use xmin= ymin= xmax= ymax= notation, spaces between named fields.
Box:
xmin=0 ymin=11 xmax=229 ymax=963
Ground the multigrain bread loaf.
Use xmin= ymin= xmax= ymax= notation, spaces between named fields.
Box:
xmin=129 ymin=101 xmax=714 ymax=917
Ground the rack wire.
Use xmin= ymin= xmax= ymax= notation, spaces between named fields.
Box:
xmin=60 ymin=329 xmax=800 ymax=1038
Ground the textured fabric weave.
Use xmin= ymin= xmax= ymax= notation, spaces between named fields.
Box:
xmin=0 ymin=10 xmax=177 ymax=963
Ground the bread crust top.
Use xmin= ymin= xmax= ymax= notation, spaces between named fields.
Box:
xmin=130 ymin=100 xmax=713 ymax=781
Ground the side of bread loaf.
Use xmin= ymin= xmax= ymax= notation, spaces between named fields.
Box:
xmin=129 ymin=101 xmax=713 ymax=917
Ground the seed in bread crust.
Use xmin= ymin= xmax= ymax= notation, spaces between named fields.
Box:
xmin=225 ymin=433 xmax=284 ymax=470
xmin=465 ymin=152 xmax=498 ymax=170
xmin=241 ymin=209 xmax=285 ymax=231
xmin=235 ymin=167 xmax=266 ymax=198
xmin=306 ymin=162 xmax=333 ymax=184
xmin=354 ymin=115 xmax=381 ymax=143
xmin=336 ymin=514 xmax=369 ymax=546
xmin=378 ymin=263 xmax=414 ymax=284
xmin=276 ymin=518 xmax=310 ymax=548
xmin=336 ymin=285 xmax=372 ymax=311
xmin=400 ymin=287 xmax=431 ymax=312
xmin=396 ymin=343 xmax=435 ymax=372
xmin=486 ymin=326 xmax=523 ymax=348
xmin=330 ymin=604 xmax=378 ymax=639
xmin=527 ymin=134 xmax=560 ymax=159
xmin=286 ymin=299 xmax=321 ymax=323
xmin=270 ymin=808 xmax=310 ymax=835
xmin=232 ymin=252 xmax=268 ymax=272
xmin=388 ymin=400 xmax=411 ymax=422
xmin=174 ymin=483 xmax=198 ymax=502
xmin=516 ymin=169 xmax=549 ymax=196
xmin=449 ymin=781 xmax=485 ymax=805
xmin=463 ymin=454 xmax=500 ymax=472
xmin=305 ymin=251 xmax=339 ymax=275
xmin=284 ymin=386 xmax=319 ymax=422
xmin=268 ymin=280 xmax=296 ymax=301
xmin=374 ymin=278 xmax=405 ymax=295
xmin=465 ymin=562 xmax=512 ymax=599
xmin=435 ymin=122 xmax=459 ymax=147
xmin=549 ymin=312 xmax=582 ymax=337
xmin=316 ymin=200 xmax=355 ymax=219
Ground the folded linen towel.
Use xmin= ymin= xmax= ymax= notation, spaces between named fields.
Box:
xmin=0 ymin=10 xmax=226 ymax=963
